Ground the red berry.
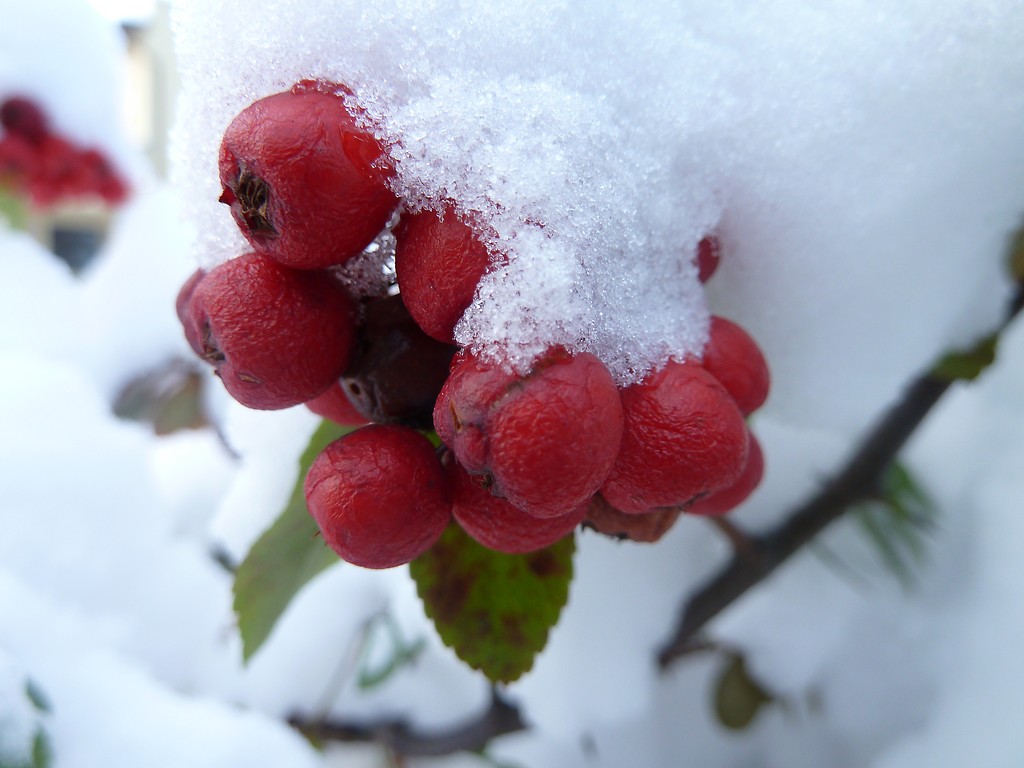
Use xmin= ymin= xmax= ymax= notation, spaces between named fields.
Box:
xmin=701 ymin=316 xmax=770 ymax=416
xmin=687 ymin=430 xmax=765 ymax=516
xmin=78 ymin=147 xmax=129 ymax=204
xmin=394 ymin=206 xmax=495 ymax=343
xmin=26 ymin=135 xmax=79 ymax=206
xmin=584 ymin=494 xmax=683 ymax=543
xmin=434 ymin=348 xmax=624 ymax=519
xmin=0 ymin=134 xmax=36 ymax=188
xmin=600 ymin=360 xmax=749 ymax=514
xmin=218 ymin=81 xmax=398 ymax=269
xmin=305 ymin=381 xmax=369 ymax=426
xmin=696 ymin=235 xmax=720 ymax=283
xmin=175 ymin=267 xmax=206 ymax=356
xmin=340 ymin=294 xmax=458 ymax=428
xmin=179 ymin=252 xmax=357 ymax=410
xmin=0 ymin=96 xmax=49 ymax=144
xmin=450 ymin=461 xmax=585 ymax=554
xmin=304 ymin=425 xmax=451 ymax=569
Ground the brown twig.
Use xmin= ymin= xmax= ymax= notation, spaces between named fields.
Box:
xmin=657 ymin=280 xmax=1024 ymax=670
xmin=287 ymin=687 xmax=525 ymax=757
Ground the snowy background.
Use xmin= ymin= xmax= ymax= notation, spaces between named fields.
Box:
xmin=2 ymin=0 xmax=1024 ymax=766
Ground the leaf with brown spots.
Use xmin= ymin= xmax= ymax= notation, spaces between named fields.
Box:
xmin=409 ymin=524 xmax=575 ymax=683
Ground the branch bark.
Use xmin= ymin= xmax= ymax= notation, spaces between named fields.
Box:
xmin=287 ymin=687 xmax=526 ymax=757
xmin=284 ymin=282 xmax=1024 ymax=750
xmin=657 ymin=281 xmax=1024 ymax=669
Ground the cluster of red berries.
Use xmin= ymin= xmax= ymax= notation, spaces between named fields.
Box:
xmin=0 ymin=96 xmax=129 ymax=207
xmin=175 ymin=80 xmax=770 ymax=569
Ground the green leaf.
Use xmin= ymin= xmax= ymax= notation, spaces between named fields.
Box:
xmin=356 ymin=612 xmax=426 ymax=691
xmin=1007 ymin=220 xmax=1024 ymax=284
xmin=0 ymin=186 xmax=28 ymax=231
xmin=856 ymin=505 xmax=916 ymax=589
xmin=853 ymin=462 xmax=936 ymax=590
xmin=23 ymin=680 xmax=50 ymax=714
xmin=112 ymin=359 xmax=208 ymax=435
xmin=233 ymin=419 xmax=356 ymax=661
xmin=713 ymin=653 xmax=772 ymax=731
xmin=30 ymin=731 xmax=52 ymax=768
xmin=883 ymin=463 xmax=931 ymax=513
xmin=0 ymin=681 xmax=52 ymax=768
xmin=409 ymin=524 xmax=575 ymax=684
xmin=931 ymin=334 xmax=998 ymax=382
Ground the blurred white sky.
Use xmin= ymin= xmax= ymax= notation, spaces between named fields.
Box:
xmin=86 ymin=0 xmax=155 ymax=21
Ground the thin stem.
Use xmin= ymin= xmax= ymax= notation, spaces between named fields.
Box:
xmin=287 ymin=687 xmax=525 ymax=757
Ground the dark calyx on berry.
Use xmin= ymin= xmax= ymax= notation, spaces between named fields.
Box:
xmin=199 ymin=321 xmax=227 ymax=364
xmin=219 ymin=163 xmax=277 ymax=239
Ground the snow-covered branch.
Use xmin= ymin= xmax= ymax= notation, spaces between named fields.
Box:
xmin=658 ymin=278 xmax=1024 ymax=669
xmin=287 ymin=687 xmax=525 ymax=757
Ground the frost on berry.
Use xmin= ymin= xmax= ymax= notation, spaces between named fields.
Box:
xmin=434 ymin=348 xmax=623 ymax=519
xmin=304 ymin=425 xmax=451 ymax=569
xmin=394 ymin=205 xmax=496 ymax=343
xmin=218 ymin=83 xmax=399 ymax=270
xmin=701 ymin=316 xmax=771 ymax=416
xmin=450 ymin=461 xmax=586 ymax=554
xmin=179 ymin=252 xmax=357 ymax=410
xmin=601 ymin=360 xmax=749 ymax=514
